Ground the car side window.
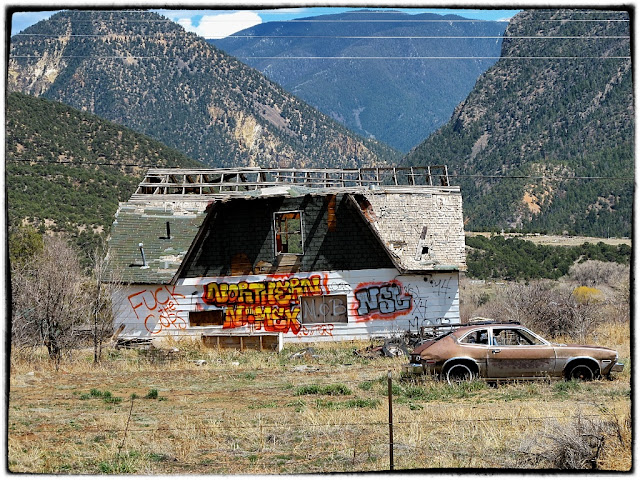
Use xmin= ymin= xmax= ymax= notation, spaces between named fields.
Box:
xmin=460 ymin=329 xmax=489 ymax=345
xmin=493 ymin=328 xmax=544 ymax=346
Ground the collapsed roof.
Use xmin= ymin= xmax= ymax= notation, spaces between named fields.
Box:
xmin=108 ymin=167 xmax=466 ymax=283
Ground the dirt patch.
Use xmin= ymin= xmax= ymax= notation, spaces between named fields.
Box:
xmin=467 ymin=232 xmax=631 ymax=247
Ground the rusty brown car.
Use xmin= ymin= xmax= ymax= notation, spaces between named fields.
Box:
xmin=403 ymin=322 xmax=624 ymax=384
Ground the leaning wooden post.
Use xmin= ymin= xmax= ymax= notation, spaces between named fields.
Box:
xmin=387 ymin=370 xmax=394 ymax=471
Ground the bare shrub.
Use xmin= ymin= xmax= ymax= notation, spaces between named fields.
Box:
xmin=567 ymin=260 xmax=629 ymax=289
xmin=11 ymin=236 xmax=87 ymax=367
xmin=517 ymin=413 xmax=620 ymax=470
xmin=472 ymin=281 xmax=600 ymax=341
xmin=606 ymin=275 xmax=631 ymax=324
xmin=88 ymin=241 xmax=125 ymax=363
xmin=458 ymin=276 xmax=492 ymax=323
xmin=566 ymin=261 xmax=630 ymax=326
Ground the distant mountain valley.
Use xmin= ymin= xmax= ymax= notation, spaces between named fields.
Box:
xmin=212 ymin=10 xmax=507 ymax=152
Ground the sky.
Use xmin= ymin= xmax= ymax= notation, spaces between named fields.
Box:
xmin=10 ymin=7 xmax=521 ymax=39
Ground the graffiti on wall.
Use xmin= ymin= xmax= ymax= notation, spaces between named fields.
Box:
xmin=300 ymin=295 xmax=348 ymax=324
xmin=128 ymin=286 xmax=187 ymax=334
xmin=298 ymin=323 xmax=335 ymax=337
xmin=353 ymin=280 xmax=412 ymax=321
xmin=404 ymin=274 xmax=456 ymax=328
xmin=123 ymin=273 xmax=458 ymax=337
xmin=202 ymin=275 xmax=328 ymax=334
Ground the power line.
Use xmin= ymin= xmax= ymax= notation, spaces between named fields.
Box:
xmin=8 ymin=158 xmax=145 ymax=168
xmin=6 ymin=158 xmax=634 ymax=181
xmin=10 ymin=55 xmax=160 ymax=59
xmin=451 ymin=173 xmax=634 ymax=180
xmin=222 ymin=35 xmax=630 ymax=39
xmin=242 ymin=19 xmax=629 ymax=23
xmin=12 ymin=33 xmax=630 ymax=39
xmin=37 ymin=18 xmax=627 ymax=23
xmin=16 ymin=18 xmax=630 ymax=27
xmin=233 ymin=56 xmax=630 ymax=60
xmin=9 ymin=55 xmax=631 ymax=60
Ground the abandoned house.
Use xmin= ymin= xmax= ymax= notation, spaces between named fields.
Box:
xmin=108 ymin=167 xmax=466 ymax=350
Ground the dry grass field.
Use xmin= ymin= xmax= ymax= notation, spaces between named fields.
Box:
xmin=466 ymin=232 xmax=631 ymax=247
xmin=8 ymin=321 xmax=631 ymax=474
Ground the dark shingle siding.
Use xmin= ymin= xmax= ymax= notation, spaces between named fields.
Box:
xmin=109 ymin=205 xmax=207 ymax=284
xmin=180 ymin=193 xmax=395 ymax=278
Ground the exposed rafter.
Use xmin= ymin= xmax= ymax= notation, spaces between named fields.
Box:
xmin=131 ymin=166 xmax=450 ymax=200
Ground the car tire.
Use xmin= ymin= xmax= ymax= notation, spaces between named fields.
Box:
xmin=382 ymin=339 xmax=409 ymax=358
xmin=444 ymin=363 xmax=476 ymax=385
xmin=567 ymin=364 xmax=595 ymax=381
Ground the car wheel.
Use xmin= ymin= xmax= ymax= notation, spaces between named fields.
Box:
xmin=445 ymin=363 xmax=475 ymax=385
xmin=567 ymin=364 xmax=594 ymax=381
xmin=382 ymin=339 xmax=409 ymax=358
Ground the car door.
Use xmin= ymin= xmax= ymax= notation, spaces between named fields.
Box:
xmin=486 ymin=327 xmax=556 ymax=378
xmin=454 ymin=328 xmax=491 ymax=373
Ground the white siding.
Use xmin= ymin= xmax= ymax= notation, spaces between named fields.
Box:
xmin=113 ymin=269 xmax=459 ymax=343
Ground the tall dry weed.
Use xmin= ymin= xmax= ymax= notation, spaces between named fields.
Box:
xmin=516 ymin=412 xmax=630 ymax=470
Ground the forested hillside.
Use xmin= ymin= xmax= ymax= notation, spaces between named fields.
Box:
xmin=8 ymin=10 xmax=398 ymax=169
xmin=212 ymin=10 xmax=506 ymax=152
xmin=465 ymin=235 xmax=631 ymax=280
xmin=6 ymin=92 xmax=203 ymax=254
xmin=404 ymin=9 xmax=633 ymax=237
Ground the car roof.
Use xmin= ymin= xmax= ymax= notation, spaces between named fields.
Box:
xmin=452 ymin=322 xmax=522 ymax=334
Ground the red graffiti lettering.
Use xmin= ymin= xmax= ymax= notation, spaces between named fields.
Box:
xmin=144 ymin=314 xmax=162 ymax=335
xmin=128 ymin=286 xmax=187 ymax=334
xmin=298 ymin=323 xmax=335 ymax=337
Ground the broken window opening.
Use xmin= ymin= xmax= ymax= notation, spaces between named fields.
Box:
xmin=274 ymin=211 xmax=303 ymax=255
xmin=189 ymin=310 xmax=225 ymax=327
xmin=300 ymin=295 xmax=348 ymax=324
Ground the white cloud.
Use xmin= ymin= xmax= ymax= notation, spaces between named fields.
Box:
xmin=262 ymin=8 xmax=307 ymax=15
xmin=180 ymin=11 xmax=262 ymax=39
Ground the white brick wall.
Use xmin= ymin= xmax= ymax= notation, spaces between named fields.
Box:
xmin=363 ymin=189 xmax=466 ymax=271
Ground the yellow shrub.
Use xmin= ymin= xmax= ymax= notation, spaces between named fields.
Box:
xmin=572 ymin=285 xmax=604 ymax=304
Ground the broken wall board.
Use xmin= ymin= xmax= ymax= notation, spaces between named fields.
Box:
xmin=201 ymin=333 xmax=282 ymax=352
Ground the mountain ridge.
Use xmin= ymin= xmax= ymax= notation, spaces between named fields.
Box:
xmin=403 ymin=9 xmax=633 ymax=237
xmin=8 ymin=9 xmax=399 ymax=169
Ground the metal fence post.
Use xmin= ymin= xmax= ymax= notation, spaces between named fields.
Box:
xmin=388 ymin=370 xmax=394 ymax=471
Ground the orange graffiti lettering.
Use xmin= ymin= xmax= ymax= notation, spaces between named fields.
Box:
xmin=299 ymin=323 xmax=334 ymax=337
xmin=202 ymin=274 xmax=326 ymax=334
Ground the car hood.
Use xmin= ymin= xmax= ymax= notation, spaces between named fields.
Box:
xmin=557 ymin=343 xmax=616 ymax=351
xmin=553 ymin=343 xmax=618 ymax=357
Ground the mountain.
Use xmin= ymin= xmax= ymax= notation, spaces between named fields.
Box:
xmin=211 ymin=10 xmax=507 ymax=152
xmin=6 ymin=91 xmax=203 ymax=253
xmin=8 ymin=10 xmax=399 ymax=169
xmin=403 ymin=9 xmax=633 ymax=237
